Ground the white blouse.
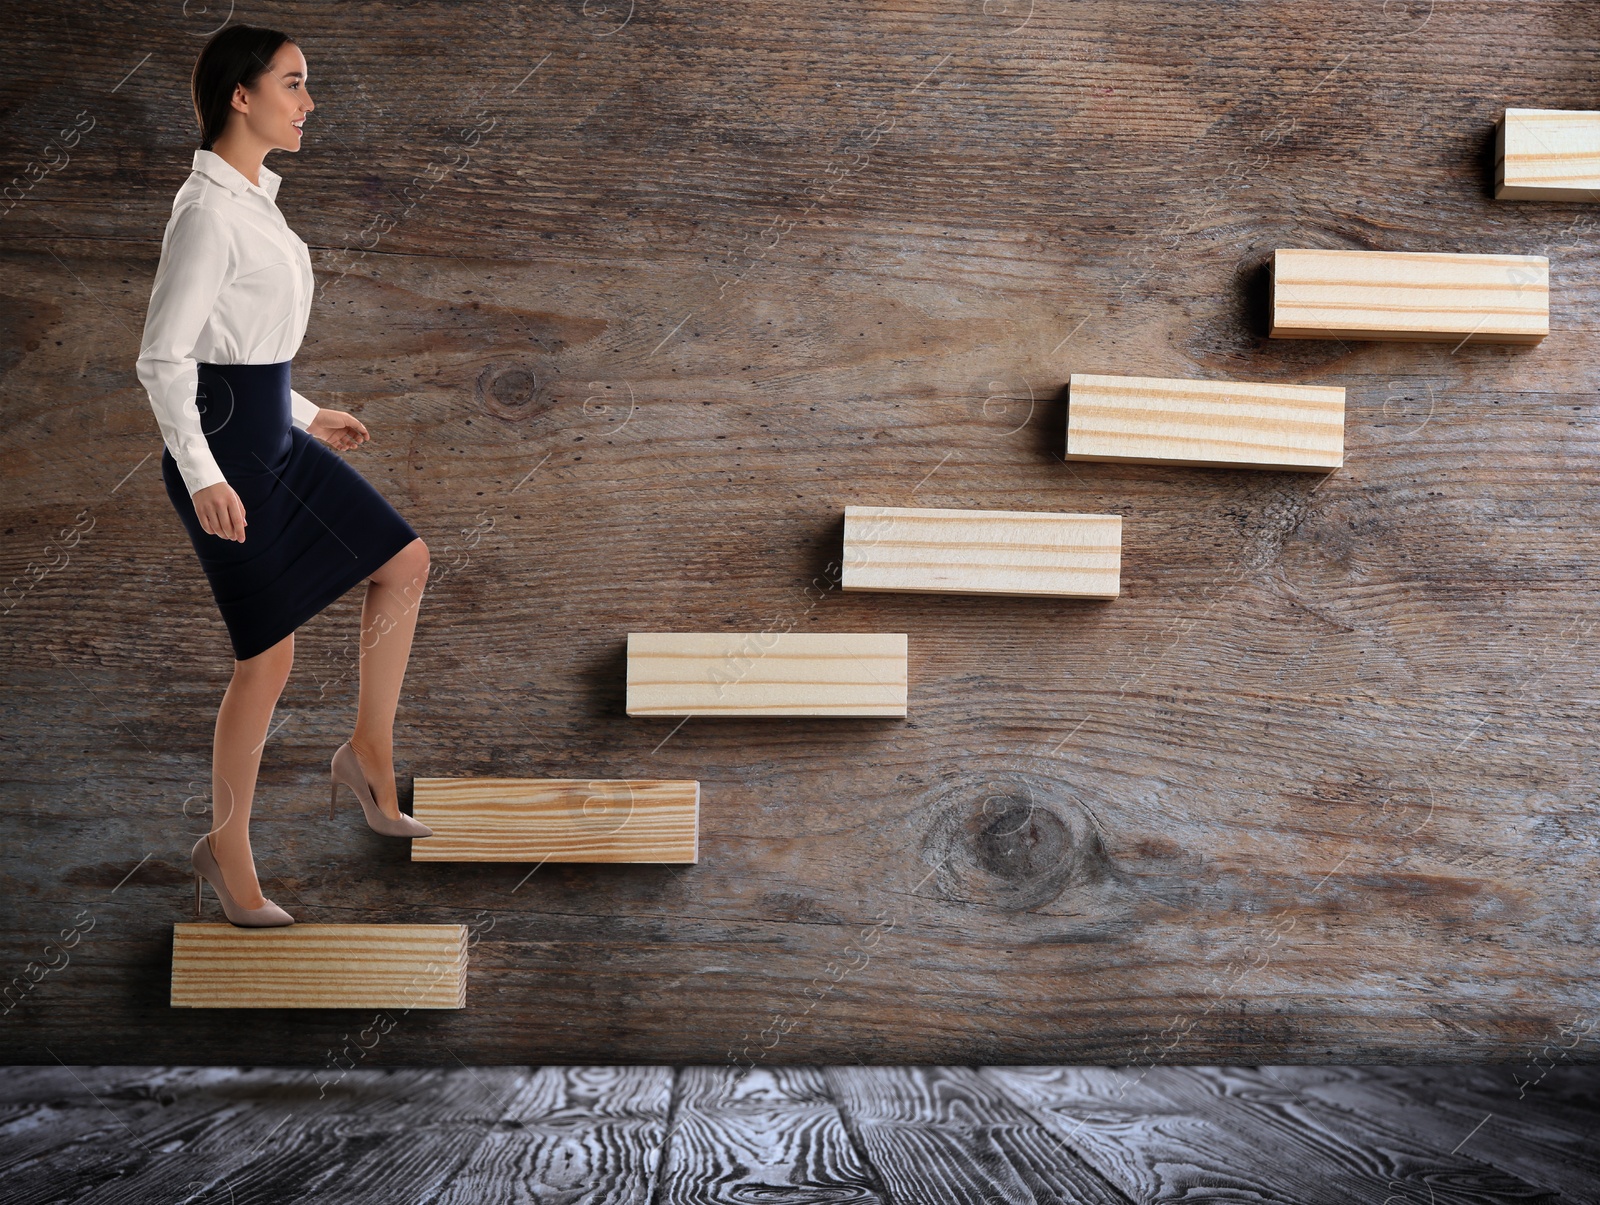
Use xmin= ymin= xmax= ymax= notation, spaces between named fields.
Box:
xmin=136 ymin=148 xmax=320 ymax=498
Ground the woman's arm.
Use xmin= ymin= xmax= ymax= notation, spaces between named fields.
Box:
xmin=136 ymin=202 xmax=248 ymax=540
xmin=136 ymin=202 xmax=248 ymax=541
xmin=293 ymin=387 xmax=370 ymax=453
xmin=135 ymin=202 xmax=232 ymax=499
xmin=305 ymin=406 xmax=369 ymax=451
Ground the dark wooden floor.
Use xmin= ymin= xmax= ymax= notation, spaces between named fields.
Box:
xmin=3 ymin=1064 xmax=1597 ymax=1202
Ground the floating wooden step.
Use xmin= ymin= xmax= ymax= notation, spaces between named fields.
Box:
xmin=410 ymin=777 xmax=699 ymax=863
xmin=1065 ymin=372 xmax=1345 ymax=472
xmin=1495 ymin=108 xmax=1600 ymax=200
xmin=626 ymin=632 xmax=907 ymax=717
xmin=1269 ymin=247 xmax=1548 ymax=344
xmin=170 ymin=923 xmax=467 ymax=1009
xmin=840 ymin=504 xmax=1121 ymax=598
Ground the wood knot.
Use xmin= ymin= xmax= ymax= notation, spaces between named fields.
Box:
xmin=972 ymin=795 xmax=1072 ymax=883
xmin=917 ymin=771 xmax=1114 ymax=912
xmin=477 ymin=360 xmax=558 ymax=422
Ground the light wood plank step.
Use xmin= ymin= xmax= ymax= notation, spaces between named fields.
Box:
xmin=1065 ymin=372 xmax=1345 ymax=472
xmin=626 ymin=631 xmax=908 ymax=717
xmin=840 ymin=504 xmax=1121 ymax=597
xmin=1496 ymin=107 xmax=1600 ymax=200
xmin=170 ymin=923 xmax=467 ymax=1009
xmin=1269 ymin=247 xmax=1548 ymax=344
xmin=410 ymin=777 xmax=698 ymax=863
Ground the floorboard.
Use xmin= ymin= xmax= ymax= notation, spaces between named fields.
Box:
xmin=2 ymin=1065 xmax=1598 ymax=1204
xmin=982 ymin=1065 xmax=1558 ymax=1203
xmin=25 ymin=1068 xmax=492 ymax=1205
xmin=431 ymin=1066 xmax=672 ymax=1204
xmin=827 ymin=1066 xmax=1127 ymax=1204
xmin=1143 ymin=1067 xmax=1555 ymax=1203
xmin=1263 ymin=1065 xmax=1600 ymax=1201
xmin=656 ymin=1066 xmax=882 ymax=1203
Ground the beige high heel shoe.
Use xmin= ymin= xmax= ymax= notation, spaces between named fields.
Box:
xmin=330 ymin=741 xmax=433 ymax=838
xmin=191 ymin=833 xmax=294 ymax=926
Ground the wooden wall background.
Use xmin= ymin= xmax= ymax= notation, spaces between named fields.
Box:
xmin=3 ymin=0 xmax=1599 ymax=1066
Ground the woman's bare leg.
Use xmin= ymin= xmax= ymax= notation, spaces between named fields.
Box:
xmin=351 ymin=538 xmax=430 ymax=819
xmin=209 ymin=632 xmax=294 ymax=910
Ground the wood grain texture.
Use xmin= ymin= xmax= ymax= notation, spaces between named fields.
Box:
xmin=432 ymin=1066 xmax=674 ymax=1203
xmin=0 ymin=1068 xmax=235 ymax=1193
xmin=841 ymin=504 xmax=1122 ymax=599
xmin=0 ymin=1067 xmax=532 ymax=1204
xmin=4 ymin=0 xmax=1600 ymax=1064
xmin=1269 ymin=248 xmax=1550 ymax=343
xmin=983 ymin=1066 xmax=1555 ymax=1203
xmin=410 ymin=776 xmax=699 ymax=863
xmin=1064 ymin=373 xmax=1345 ymax=472
xmin=1141 ymin=1067 xmax=1556 ymax=1203
xmin=625 ymin=632 xmax=909 ymax=717
xmin=1263 ymin=1065 xmax=1600 ymax=1201
xmin=170 ymin=923 xmax=468 ymax=1009
xmin=1495 ymin=107 xmax=1600 ymax=201
xmin=10 ymin=1065 xmax=1600 ymax=1202
xmin=657 ymin=1067 xmax=883 ymax=1202
xmin=825 ymin=1066 xmax=1127 ymax=1204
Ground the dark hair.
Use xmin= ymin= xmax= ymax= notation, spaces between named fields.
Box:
xmin=191 ymin=25 xmax=296 ymax=150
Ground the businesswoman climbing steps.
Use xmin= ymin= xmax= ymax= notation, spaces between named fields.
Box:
xmin=138 ymin=25 xmax=433 ymax=928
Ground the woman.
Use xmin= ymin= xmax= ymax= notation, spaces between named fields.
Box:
xmin=138 ymin=25 xmax=434 ymax=928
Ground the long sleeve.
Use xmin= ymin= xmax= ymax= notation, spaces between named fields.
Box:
xmin=136 ymin=203 xmax=232 ymax=499
xmin=290 ymin=388 xmax=319 ymax=430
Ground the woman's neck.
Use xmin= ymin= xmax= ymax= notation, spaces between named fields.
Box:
xmin=208 ymin=137 xmax=266 ymax=189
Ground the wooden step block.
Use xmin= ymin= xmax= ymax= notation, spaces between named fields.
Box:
xmin=171 ymin=923 xmax=467 ymax=1009
xmin=1269 ymin=247 xmax=1548 ymax=344
xmin=410 ymin=777 xmax=699 ymax=862
xmin=1496 ymin=107 xmax=1600 ymax=200
xmin=1065 ymin=372 xmax=1345 ymax=472
xmin=840 ymin=504 xmax=1121 ymax=598
xmin=626 ymin=632 xmax=908 ymax=717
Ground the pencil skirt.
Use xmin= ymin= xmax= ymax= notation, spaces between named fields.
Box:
xmin=161 ymin=360 xmax=420 ymax=661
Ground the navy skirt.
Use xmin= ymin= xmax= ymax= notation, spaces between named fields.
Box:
xmin=161 ymin=360 xmax=420 ymax=661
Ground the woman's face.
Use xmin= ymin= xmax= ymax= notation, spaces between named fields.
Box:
xmin=233 ymin=42 xmax=314 ymax=152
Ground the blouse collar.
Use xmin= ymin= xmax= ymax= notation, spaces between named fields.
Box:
xmin=191 ymin=148 xmax=282 ymax=201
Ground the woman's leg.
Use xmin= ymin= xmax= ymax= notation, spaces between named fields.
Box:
xmin=209 ymin=632 xmax=295 ymax=910
xmin=351 ymin=537 xmax=430 ymax=819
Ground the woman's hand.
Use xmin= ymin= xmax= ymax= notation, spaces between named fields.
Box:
xmin=192 ymin=481 xmax=247 ymax=542
xmin=308 ymin=408 xmax=370 ymax=451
